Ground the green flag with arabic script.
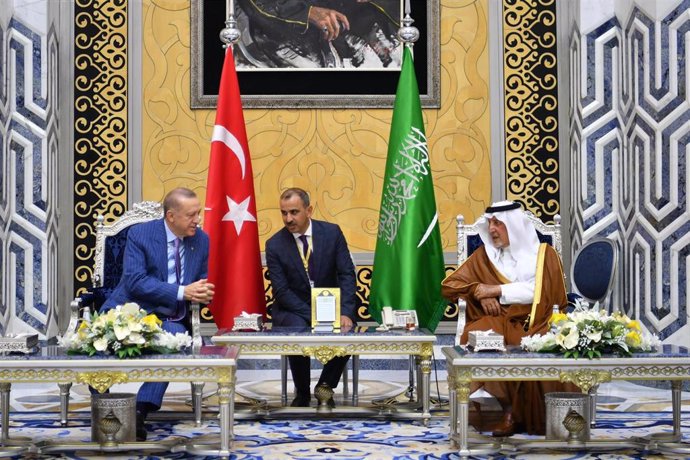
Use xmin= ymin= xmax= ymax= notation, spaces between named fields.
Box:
xmin=369 ymin=46 xmax=447 ymax=332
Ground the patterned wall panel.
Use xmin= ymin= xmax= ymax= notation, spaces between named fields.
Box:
xmin=141 ymin=0 xmax=492 ymax=325
xmin=572 ymin=1 xmax=690 ymax=343
xmin=0 ymin=18 xmax=6 ymax=335
xmin=502 ymin=0 xmax=561 ymax=222
xmin=568 ymin=17 xmax=624 ymax=311
xmin=0 ymin=15 xmax=58 ymax=338
xmin=73 ymin=0 xmax=128 ymax=297
xmin=0 ymin=20 xmax=6 ymax=335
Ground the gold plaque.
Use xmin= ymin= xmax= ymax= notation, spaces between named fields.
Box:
xmin=311 ymin=288 xmax=341 ymax=332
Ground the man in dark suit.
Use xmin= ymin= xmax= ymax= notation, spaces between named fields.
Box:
xmin=266 ymin=187 xmax=356 ymax=407
xmin=101 ymin=187 xmax=215 ymax=441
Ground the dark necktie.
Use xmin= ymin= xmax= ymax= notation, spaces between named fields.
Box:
xmin=174 ymin=237 xmax=182 ymax=284
xmin=173 ymin=238 xmax=185 ymax=320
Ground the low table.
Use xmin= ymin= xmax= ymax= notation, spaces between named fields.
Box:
xmin=212 ymin=326 xmax=436 ymax=423
xmin=443 ymin=345 xmax=690 ymax=457
xmin=0 ymin=345 xmax=238 ymax=457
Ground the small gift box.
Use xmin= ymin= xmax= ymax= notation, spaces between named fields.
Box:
xmin=232 ymin=312 xmax=263 ymax=331
xmin=468 ymin=330 xmax=506 ymax=352
xmin=0 ymin=333 xmax=38 ymax=353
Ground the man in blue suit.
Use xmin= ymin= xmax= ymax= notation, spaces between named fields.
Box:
xmin=266 ymin=188 xmax=356 ymax=407
xmin=101 ymin=187 xmax=215 ymax=441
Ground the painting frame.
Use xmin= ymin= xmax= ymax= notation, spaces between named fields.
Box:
xmin=190 ymin=0 xmax=440 ymax=109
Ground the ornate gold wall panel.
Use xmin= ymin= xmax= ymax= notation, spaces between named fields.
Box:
xmin=502 ymin=0 xmax=560 ymax=221
xmin=73 ymin=0 xmax=128 ymax=296
xmin=141 ymin=0 xmax=492 ymax=252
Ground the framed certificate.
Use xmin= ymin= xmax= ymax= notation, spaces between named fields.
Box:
xmin=311 ymin=288 xmax=341 ymax=332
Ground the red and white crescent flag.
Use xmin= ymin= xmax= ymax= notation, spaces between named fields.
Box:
xmin=205 ymin=47 xmax=266 ymax=329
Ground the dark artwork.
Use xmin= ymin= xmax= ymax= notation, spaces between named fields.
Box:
xmin=195 ymin=0 xmax=436 ymax=107
xmin=235 ymin=0 xmax=402 ymax=70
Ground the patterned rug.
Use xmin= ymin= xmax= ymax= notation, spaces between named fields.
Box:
xmin=4 ymin=411 xmax=689 ymax=459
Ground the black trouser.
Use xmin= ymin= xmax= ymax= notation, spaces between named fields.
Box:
xmin=273 ymin=310 xmax=350 ymax=395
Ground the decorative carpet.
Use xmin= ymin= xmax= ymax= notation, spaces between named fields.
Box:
xmin=4 ymin=411 xmax=689 ymax=459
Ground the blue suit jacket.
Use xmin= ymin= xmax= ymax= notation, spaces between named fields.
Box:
xmin=266 ymin=219 xmax=356 ymax=324
xmin=100 ymin=218 xmax=209 ymax=316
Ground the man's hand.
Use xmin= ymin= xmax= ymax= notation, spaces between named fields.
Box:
xmin=184 ymin=278 xmax=215 ymax=304
xmin=480 ymin=297 xmax=502 ymax=316
xmin=308 ymin=6 xmax=350 ymax=41
xmin=340 ymin=315 xmax=353 ymax=332
xmin=474 ymin=283 xmax=501 ymax=300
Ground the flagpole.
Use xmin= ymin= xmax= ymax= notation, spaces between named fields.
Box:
xmin=398 ymin=2 xmax=420 ymax=46
xmin=219 ymin=0 xmax=240 ymax=47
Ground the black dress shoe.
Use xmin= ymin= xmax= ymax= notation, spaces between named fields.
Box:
xmin=290 ymin=394 xmax=311 ymax=407
xmin=326 ymin=397 xmax=336 ymax=409
xmin=135 ymin=412 xmax=147 ymax=442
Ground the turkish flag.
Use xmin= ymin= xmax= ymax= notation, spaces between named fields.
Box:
xmin=205 ymin=47 xmax=266 ymax=329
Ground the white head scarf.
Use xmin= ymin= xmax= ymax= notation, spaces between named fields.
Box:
xmin=475 ymin=200 xmax=540 ymax=282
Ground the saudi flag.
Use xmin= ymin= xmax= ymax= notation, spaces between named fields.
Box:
xmin=369 ymin=46 xmax=447 ymax=332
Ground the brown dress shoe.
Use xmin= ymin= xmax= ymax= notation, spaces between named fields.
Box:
xmin=491 ymin=412 xmax=516 ymax=437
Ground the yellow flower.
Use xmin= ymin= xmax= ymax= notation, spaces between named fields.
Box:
xmin=612 ymin=311 xmax=629 ymax=322
xmin=142 ymin=314 xmax=161 ymax=329
xmin=627 ymin=320 xmax=641 ymax=331
xmin=549 ymin=312 xmax=568 ymax=325
xmin=625 ymin=330 xmax=642 ymax=348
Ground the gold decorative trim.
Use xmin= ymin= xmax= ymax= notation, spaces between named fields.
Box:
xmin=236 ymin=342 xmax=433 ymax=357
xmin=503 ymin=0 xmax=560 ymax=221
xmin=468 ymin=366 xmax=561 ymax=379
xmin=301 ymin=346 xmax=348 ymax=364
xmin=0 ymin=366 xmax=231 ymax=389
xmin=449 ymin=368 xmax=473 ymax=403
xmin=559 ymin=370 xmax=611 ymax=393
xmin=77 ymin=371 xmax=129 ymax=393
xmin=420 ymin=342 xmax=434 ymax=360
xmin=451 ymin=364 xmax=690 ymax=382
xmin=0 ymin=370 xmax=77 ymax=381
xmin=217 ymin=367 xmax=235 ymax=385
xmin=73 ymin=0 xmax=129 ymax=296
xmin=217 ymin=383 xmax=235 ymax=405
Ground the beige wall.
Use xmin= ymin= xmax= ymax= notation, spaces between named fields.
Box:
xmin=141 ymin=0 xmax=491 ymax=252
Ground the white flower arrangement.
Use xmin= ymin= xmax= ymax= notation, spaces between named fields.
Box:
xmin=520 ymin=299 xmax=661 ymax=359
xmin=59 ymin=302 xmax=192 ymax=358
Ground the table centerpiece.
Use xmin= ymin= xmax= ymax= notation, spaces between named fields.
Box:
xmin=59 ymin=302 xmax=192 ymax=358
xmin=521 ymin=299 xmax=661 ymax=358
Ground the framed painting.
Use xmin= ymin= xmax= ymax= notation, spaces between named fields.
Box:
xmin=190 ymin=0 xmax=440 ymax=108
